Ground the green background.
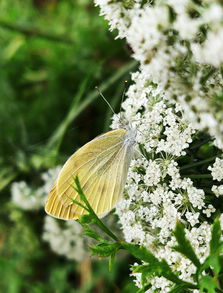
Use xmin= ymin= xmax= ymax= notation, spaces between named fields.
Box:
xmin=0 ymin=0 xmax=137 ymax=292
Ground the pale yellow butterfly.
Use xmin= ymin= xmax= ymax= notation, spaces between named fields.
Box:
xmin=45 ymin=91 xmax=136 ymax=220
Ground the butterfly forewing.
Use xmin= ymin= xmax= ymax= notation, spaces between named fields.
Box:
xmin=45 ymin=129 xmax=133 ymax=220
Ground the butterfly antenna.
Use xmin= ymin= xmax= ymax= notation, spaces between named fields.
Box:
xmin=95 ymin=86 xmax=116 ymax=115
xmin=119 ymin=80 xmax=128 ymax=113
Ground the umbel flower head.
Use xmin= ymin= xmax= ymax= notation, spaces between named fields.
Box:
xmin=11 ymin=167 xmax=89 ymax=262
xmin=95 ymin=0 xmax=223 ymax=149
xmin=111 ymin=72 xmax=218 ymax=290
xmin=95 ymin=0 xmax=223 ymax=290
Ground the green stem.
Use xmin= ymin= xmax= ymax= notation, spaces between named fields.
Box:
xmin=94 ymin=217 xmax=119 ymax=242
xmin=0 ymin=170 xmax=18 ymax=191
xmin=182 ymin=174 xmax=212 ymax=179
xmin=46 ymin=60 xmax=137 ymax=150
xmin=190 ymin=137 xmax=214 ymax=149
xmin=202 ymin=187 xmax=213 ymax=193
xmin=46 ymin=78 xmax=88 ymax=151
xmin=0 ymin=20 xmax=74 ymax=44
xmin=75 ymin=177 xmax=119 ymax=242
xmin=180 ymin=156 xmax=216 ymax=170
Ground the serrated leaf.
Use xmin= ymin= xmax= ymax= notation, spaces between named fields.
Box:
xmin=132 ymin=264 xmax=152 ymax=287
xmin=173 ymin=222 xmax=201 ymax=268
xmin=199 ymin=275 xmax=219 ymax=293
xmin=74 ymin=177 xmax=119 ymax=241
xmin=121 ymin=242 xmax=158 ymax=264
xmin=83 ymin=225 xmax=106 ymax=242
xmin=133 ymin=264 xmax=153 ymax=274
xmin=198 ymin=219 xmax=223 ymax=275
xmin=159 ymin=259 xmax=196 ymax=287
xmin=169 ymin=284 xmax=193 ymax=293
xmin=79 ymin=214 xmax=95 ymax=224
xmin=199 ymin=245 xmax=223 ymax=276
xmin=122 ymin=242 xmax=197 ymax=289
xmin=90 ymin=242 xmax=121 ymax=257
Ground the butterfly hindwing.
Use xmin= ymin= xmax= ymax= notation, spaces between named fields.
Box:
xmin=45 ymin=129 xmax=133 ymax=220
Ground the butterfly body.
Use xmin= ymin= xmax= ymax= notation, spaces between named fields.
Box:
xmin=45 ymin=125 xmax=136 ymax=220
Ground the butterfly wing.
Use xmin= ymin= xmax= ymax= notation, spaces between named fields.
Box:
xmin=45 ymin=129 xmax=133 ymax=220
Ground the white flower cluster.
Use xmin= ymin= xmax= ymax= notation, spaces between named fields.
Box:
xmin=95 ymin=0 xmax=223 ymax=149
xmin=95 ymin=1 xmax=223 ymax=289
xmin=212 ymin=185 xmax=223 ymax=198
xmin=94 ymin=1 xmax=223 ymax=290
xmin=208 ymin=157 xmax=223 ymax=181
xmin=111 ymin=72 xmax=216 ymax=290
xmin=11 ymin=181 xmax=45 ymax=210
xmin=209 ymin=157 xmax=223 ymax=197
xmin=42 ymin=215 xmax=88 ymax=261
xmin=11 ymin=166 xmax=61 ymax=210
xmin=131 ymin=223 xmax=211 ymax=292
xmin=11 ymin=166 xmax=89 ymax=261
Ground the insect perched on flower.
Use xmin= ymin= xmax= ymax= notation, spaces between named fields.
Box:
xmin=45 ymin=89 xmax=137 ymax=220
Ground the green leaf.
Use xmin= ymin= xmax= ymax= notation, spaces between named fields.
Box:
xmin=199 ymin=275 xmax=219 ymax=293
xmin=132 ymin=264 xmax=152 ymax=287
xmin=121 ymin=242 xmax=158 ymax=264
xmin=109 ymin=251 xmax=116 ymax=272
xmin=82 ymin=225 xmax=106 ymax=242
xmin=169 ymin=284 xmax=192 ymax=293
xmin=136 ymin=284 xmax=151 ymax=293
xmin=46 ymin=60 xmax=137 ymax=152
xmin=199 ymin=244 xmax=223 ymax=276
xmin=199 ymin=219 xmax=223 ymax=275
xmin=74 ymin=176 xmax=119 ymax=241
xmin=0 ymin=167 xmax=18 ymax=191
xmin=133 ymin=264 xmax=153 ymax=274
xmin=210 ymin=218 xmax=222 ymax=254
xmin=136 ymin=289 xmax=144 ymax=293
xmin=122 ymin=242 xmax=197 ymax=289
xmin=90 ymin=242 xmax=121 ymax=257
xmin=173 ymin=222 xmax=201 ymax=268
xmin=78 ymin=214 xmax=95 ymax=224
xmin=71 ymin=198 xmax=89 ymax=212
xmin=159 ymin=259 xmax=197 ymax=287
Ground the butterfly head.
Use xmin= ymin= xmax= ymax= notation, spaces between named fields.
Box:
xmin=117 ymin=113 xmax=137 ymax=147
xmin=118 ymin=113 xmax=130 ymax=129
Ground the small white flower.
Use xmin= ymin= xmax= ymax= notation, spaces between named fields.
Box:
xmin=144 ymin=160 xmax=162 ymax=186
xmin=42 ymin=216 xmax=88 ymax=261
xmin=95 ymin=0 xmax=223 ymax=289
xmin=185 ymin=211 xmax=200 ymax=227
xmin=11 ymin=181 xmax=44 ymax=210
xmin=203 ymin=204 xmax=216 ymax=218
xmin=11 ymin=166 xmax=61 ymax=210
xmin=212 ymin=185 xmax=223 ymax=197
xmin=208 ymin=158 xmax=223 ymax=181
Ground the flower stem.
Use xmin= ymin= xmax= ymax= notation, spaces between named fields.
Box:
xmin=0 ymin=19 xmax=74 ymax=44
xmin=180 ymin=156 xmax=216 ymax=170
xmin=75 ymin=176 xmax=119 ymax=242
xmin=46 ymin=60 xmax=137 ymax=151
xmin=182 ymin=174 xmax=212 ymax=179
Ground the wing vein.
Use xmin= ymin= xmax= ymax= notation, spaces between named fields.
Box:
xmin=109 ymin=145 xmax=127 ymax=211
xmin=57 ymin=139 xmax=124 ymax=193
xmin=93 ymin=143 xmax=126 ymax=215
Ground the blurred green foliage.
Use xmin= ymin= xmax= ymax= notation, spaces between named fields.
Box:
xmin=0 ymin=0 xmax=137 ymax=292
xmin=0 ymin=0 xmax=133 ymax=175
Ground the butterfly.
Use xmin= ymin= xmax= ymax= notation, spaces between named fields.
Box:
xmin=45 ymin=88 xmax=137 ymax=220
